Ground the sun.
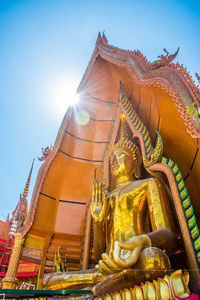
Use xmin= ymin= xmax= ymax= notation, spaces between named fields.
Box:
xmin=50 ymin=78 xmax=80 ymax=116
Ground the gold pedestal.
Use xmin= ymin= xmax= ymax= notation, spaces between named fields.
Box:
xmin=2 ymin=277 xmax=18 ymax=289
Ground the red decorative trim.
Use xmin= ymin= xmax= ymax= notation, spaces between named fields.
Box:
xmin=100 ymin=49 xmax=200 ymax=138
xmin=0 ymin=271 xmax=37 ymax=278
xmin=22 ymin=246 xmax=42 ymax=259
xmin=99 ymin=40 xmax=200 ymax=106
xmin=19 ymin=261 xmax=36 ymax=266
xmin=16 ymin=272 xmax=37 ymax=278
xmin=0 ymin=239 xmax=7 ymax=244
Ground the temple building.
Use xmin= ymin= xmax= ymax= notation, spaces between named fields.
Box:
xmin=2 ymin=33 xmax=200 ymax=298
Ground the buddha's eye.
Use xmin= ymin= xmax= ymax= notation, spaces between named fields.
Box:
xmin=111 ymin=157 xmax=117 ymax=164
xmin=116 ymin=153 xmax=124 ymax=158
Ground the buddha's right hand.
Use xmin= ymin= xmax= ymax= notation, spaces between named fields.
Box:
xmin=91 ymin=170 xmax=107 ymax=224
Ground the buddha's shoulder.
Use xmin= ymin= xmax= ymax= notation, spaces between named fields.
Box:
xmin=110 ymin=178 xmax=162 ymax=197
xmin=127 ymin=177 xmax=162 ymax=189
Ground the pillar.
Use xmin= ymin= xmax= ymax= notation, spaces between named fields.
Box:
xmin=2 ymin=233 xmax=24 ymax=289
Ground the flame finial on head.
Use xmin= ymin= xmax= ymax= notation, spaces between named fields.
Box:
xmin=109 ymin=115 xmax=140 ymax=160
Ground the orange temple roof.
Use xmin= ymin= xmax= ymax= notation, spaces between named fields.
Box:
xmin=19 ymin=33 xmax=200 ymax=279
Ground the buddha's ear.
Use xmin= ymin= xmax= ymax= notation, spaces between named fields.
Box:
xmin=134 ymin=153 xmax=142 ymax=179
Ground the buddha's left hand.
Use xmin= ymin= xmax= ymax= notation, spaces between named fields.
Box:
xmin=113 ymin=235 xmax=151 ymax=268
xmin=95 ymin=235 xmax=151 ymax=274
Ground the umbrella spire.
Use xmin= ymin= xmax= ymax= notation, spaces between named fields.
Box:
xmin=23 ymin=158 xmax=35 ymax=197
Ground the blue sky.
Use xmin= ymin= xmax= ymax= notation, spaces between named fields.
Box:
xmin=0 ymin=0 xmax=200 ymax=219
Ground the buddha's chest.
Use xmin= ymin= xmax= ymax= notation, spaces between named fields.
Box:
xmin=112 ymin=182 xmax=147 ymax=212
xmin=110 ymin=182 xmax=149 ymax=240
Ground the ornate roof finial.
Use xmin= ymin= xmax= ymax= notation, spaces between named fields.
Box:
xmin=9 ymin=160 xmax=34 ymax=236
xmin=96 ymin=32 xmax=102 ymax=45
xmin=6 ymin=213 xmax=10 ymax=224
xmin=23 ymin=159 xmax=35 ymax=197
xmin=38 ymin=145 xmax=52 ymax=162
xmin=149 ymin=47 xmax=179 ymax=70
xmin=195 ymin=73 xmax=200 ymax=85
xmin=102 ymin=31 xmax=108 ymax=43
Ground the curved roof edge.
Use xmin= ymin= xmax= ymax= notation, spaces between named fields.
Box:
xmin=78 ymin=33 xmax=200 ymax=138
xmin=20 ymin=108 xmax=72 ymax=236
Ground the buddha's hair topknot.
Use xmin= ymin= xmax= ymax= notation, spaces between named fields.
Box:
xmin=109 ymin=136 xmax=140 ymax=160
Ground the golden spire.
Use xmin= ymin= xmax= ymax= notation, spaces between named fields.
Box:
xmin=53 ymin=247 xmax=68 ymax=272
xmin=63 ymin=253 xmax=68 ymax=272
xmin=23 ymin=159 xmax=35 ymax=197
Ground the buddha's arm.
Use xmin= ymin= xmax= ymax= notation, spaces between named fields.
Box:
xmin=93 ymin=223 xmax=106 ymax=262
xmin=91 ymin=181 xmax=107 ymax=261
xmin=146 ymin=178 xmax=177 ymax=253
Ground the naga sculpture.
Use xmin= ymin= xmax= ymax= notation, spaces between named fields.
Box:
xmin=38 ymin=145 xmax=52 ymax=162
xmin=149 ymin=47 xmax=179 ymax=70
xmin=43 ymin=117 xmax=182 ymax=295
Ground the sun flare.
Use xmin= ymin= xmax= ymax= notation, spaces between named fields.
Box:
xmin=50 ymin=79 xmax=80 ymax=116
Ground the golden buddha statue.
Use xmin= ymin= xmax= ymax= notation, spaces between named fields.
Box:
xmin=43 ymin=125 xmax=178 ymax=295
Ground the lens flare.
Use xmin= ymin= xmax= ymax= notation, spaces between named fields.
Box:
xmin=75 ymin=109 xmax=90 ymax=125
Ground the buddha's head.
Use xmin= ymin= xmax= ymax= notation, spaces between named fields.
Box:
xmin=109 ymin=136 xmax=141 ymax=180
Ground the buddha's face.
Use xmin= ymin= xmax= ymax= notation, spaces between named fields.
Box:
xmin=110 ymin=149 xmax=135 ymax=178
